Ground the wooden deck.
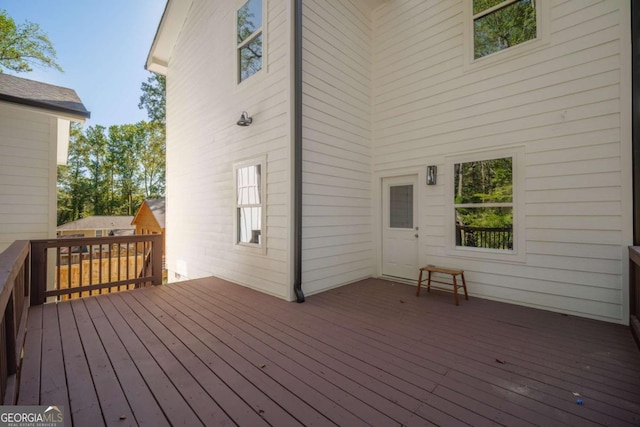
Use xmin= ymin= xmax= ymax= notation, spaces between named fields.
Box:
xmin=16 ymin=277 xmax=640 ymax=426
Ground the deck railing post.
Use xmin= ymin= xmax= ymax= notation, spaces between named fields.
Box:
xmin=629 ymin=246 xmax=640 ymax=349
xmin=4 ymin=294 xmax=16 ymax=377
xmin=152 ymin=234 xmax=162 ymax=285
xmin=30 ymin=241 xmax=47 ymax=306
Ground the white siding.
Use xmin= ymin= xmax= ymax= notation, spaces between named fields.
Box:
xmin=0 ymin=103 xmax=58 ymax=252
xmin=165 ymin=0 xmax=294 ymax=299
xmin=301 ymin=0 xmax=375 ymax=295
xmin=372 ymin=0 xmax=632 ymax=323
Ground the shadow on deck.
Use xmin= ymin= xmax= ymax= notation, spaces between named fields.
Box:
xmin=15 ymin=277 xmax=640 ymax=426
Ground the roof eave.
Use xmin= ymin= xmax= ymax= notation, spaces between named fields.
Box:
xmin=0 ymin=93 xmax=90 ymax=121
xmin=146 ymin=0 xmax=193 ymax=76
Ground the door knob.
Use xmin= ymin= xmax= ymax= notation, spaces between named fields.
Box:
xmin=414 ymin=234 xmax=419 ymax=238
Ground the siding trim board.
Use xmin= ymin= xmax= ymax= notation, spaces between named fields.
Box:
xmin=633 ymin=0 xmax=640 ymax=246
xmin=294 ymin=0 xmax=304 ymax=303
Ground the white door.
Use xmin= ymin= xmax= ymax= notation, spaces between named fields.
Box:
xmin=382 ymin=175 xmax=419 ymax=280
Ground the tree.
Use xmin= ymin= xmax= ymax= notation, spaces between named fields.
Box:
xmin=57 ymin=74 xmax=167 ymax=224
xmin=57 ymin=124 xmax=91 ymax=225
xmin=138 ymin=73 xmax=166 ymax=125
xmin=0 ymin=9 xmax=62 ymax=73
xmin=138 ymin=72 xmax=166 ymax=198
xmin=83 ymin=125 xmax=114 ymax=215
xmin=138 ymin=121 xmax=166 ymax=198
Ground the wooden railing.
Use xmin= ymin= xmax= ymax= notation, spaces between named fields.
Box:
xmin=30 ymin=235 xmax=163 ymax=305
xmin=0 ymin=241 xmax=30 ymax=404
xmin=456 ymin=225 xmax=513 ymax=250
xmin=629 ymin=246 xmax=640 ymax=348
xmin=0 ymin=235 xmax=163 ymax=404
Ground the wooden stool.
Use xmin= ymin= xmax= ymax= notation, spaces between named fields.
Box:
xmin=416 ymin=265 xmax=468 ymax=305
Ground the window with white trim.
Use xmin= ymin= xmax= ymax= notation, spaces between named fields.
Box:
xmin=454 ymin=156 xmax=514 ymax=252
xmin=234 ymin=159 xmax=266 ymax=251
xmin=472 ymin=0 xmax=537 ymax=60
xmin=237 ymin=0 xmax=263 ymax=83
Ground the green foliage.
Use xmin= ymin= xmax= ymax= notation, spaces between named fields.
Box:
xmin=57 ymin=124 xmax=91 ymax=225
xmin=138 ymin=73 xmax=166 ymax=125
xmin=0 ymin=9 xmax=62 ymax=73
xmin=456 ymin=207 xmax=513 ymax=228
xmin=454 ymin=157 xmax=513 ymax=230
xmin=473 ymin=0 xmax=536 ymax=59
xmin=454 ymin=158 xmax=512 ymax=204
xmin=57 ymin=73 xmax=166 ymax=225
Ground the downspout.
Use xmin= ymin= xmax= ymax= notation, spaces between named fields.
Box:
xmin=293 ymin=0 xmax=305 ymax=302
xmin=633 ymin=0 xmax=640 ymax=246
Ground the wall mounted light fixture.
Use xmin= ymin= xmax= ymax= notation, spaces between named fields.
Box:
xmin=237 ymin=111 xmax=253 ymax=126
xmin=427 ymin=165 xmax=437 ymax=185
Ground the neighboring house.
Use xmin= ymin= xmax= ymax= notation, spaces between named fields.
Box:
xmin=57 ymin=216 xmax=135 ymax=237
xmin=131 ymin=198 xmax=166 ymax=267
xmin=147 ymin=0 xmax=635 ymax=324
xmin=0 ymin=74 xmax=90 ymax=252
xmin=131 ymin=198 xmax=165 ymax=236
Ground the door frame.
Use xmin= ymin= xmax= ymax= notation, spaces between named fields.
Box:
xmin=375 ymin=168 xmax=424 ymax=281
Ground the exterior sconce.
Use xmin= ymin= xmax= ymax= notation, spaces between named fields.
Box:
xmin=427 ymin=165 xmax=437 ymax=185
xmin=237 ymin=111 xmax=253 ymax=126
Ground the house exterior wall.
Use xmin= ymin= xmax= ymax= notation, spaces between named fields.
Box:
xmin=164 ymin=0 xmax=294 ymax=299
xmin=301 ymin=0 xmax=376 ymax=295
xmin=371 ymin=0 xmax=632 ymax=323
xmin=0 ymin=102 xmax=60 ymax=252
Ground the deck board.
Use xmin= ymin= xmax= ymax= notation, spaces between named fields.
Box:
xmin=16 ymin=277 xmax=640 ymax=426
xmin=38 ymin=303 xmax=70 ymax=412
xmin=82 ymin=297 xmax=169 ymax=427
xmin=135 ymin=286 xmax=330 ymax=427
xmin=70 ymin=299 xmax=134 ymax=426
xmin=185 ymin=282 xmax=540 ymax=427
xmin=167 ymin=283 xmax=435 ymax=427
xmin=16 ymin=305 xmax=42 ymax=405
xmin=127 ymin=289 xmax=304 ymax=427
xmin=95 ymin=294 xmax=204 ymax=427
xmin=185 ymin=280 xmax=570 ymax=426
xmin=307 ymin=281 xmax=640 ymax=426
xmin=57 ymin=300 xmax=104 ymax=426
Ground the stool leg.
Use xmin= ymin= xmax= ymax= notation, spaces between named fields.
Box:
xmin=416 ymin=269 xmax=423 ymax=296
xmin=461 ymin=272 xmax=468 ymax=300
xmin=427 ymin=270 xmax=432 ymax=293
xmin=453 ymin=274 xmax=459 ymax=306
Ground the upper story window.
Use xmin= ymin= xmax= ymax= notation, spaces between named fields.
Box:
xmin=237 ymin=0 xmax=263 ymax=83
xmin=453 ymin=157 xmax=514 ymax=252
xmin=473 ymin=0 xmax=537 ymax=59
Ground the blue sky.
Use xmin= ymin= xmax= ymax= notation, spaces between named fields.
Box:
xmin=2 ymin=0 xmax=166 ymax=127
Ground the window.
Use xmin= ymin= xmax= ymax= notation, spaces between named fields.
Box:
xmin=389 ymin=185 xmax=413 ymax=229
xmin=472 ymin=0 xmax=537 ymax=59
xmin=234 ymin=158 xmax=266 ymax=251
xmin=237 ymin=0 xmax=263 ymax=83
xmin=453 ymin=156 xmax=513 ymax=252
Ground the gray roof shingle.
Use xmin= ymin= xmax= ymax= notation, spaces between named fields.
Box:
xmin=57 ymin=216 xmax=134 ymax=231
xmin=0 ymin=73 xmax=90 ymax=119
xmin=144 ymin=198 xmax=165 ymax=228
